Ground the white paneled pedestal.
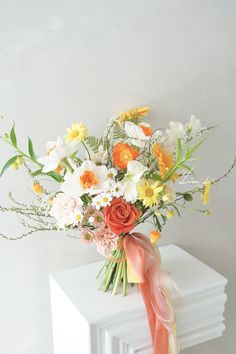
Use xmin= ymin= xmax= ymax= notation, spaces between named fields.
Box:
xmin=50 ymin=245 xmax=227 ymax=354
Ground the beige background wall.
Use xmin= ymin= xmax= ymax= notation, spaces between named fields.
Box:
xmin=0 ymin=1 xmax=235 ymax=353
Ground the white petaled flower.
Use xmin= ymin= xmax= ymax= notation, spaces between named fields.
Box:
xmin=111 ymin=181 xmax=124 ymax=198
xmin=124 ymin=121 xmax=149 ymax=147
xmin=61 ymin=160 xmax=109 ymax=197
xmin=106 ymin=168 xmax=118 ymax=181
xmin=165 ymin=121 xmax=185 ymax=146
xmin=38 ymin=137 xmax=76 ymax=173
xmin=89 ymin=145 xmax=108 ymax=165
xmin=73 ymin=209 xmax=84 ymax=225
xmin=122 ymin=161 xmax=148 ymax=202
xmin=186 ymin=115 xmax=203 ymax=135
xmin=92 ymin=195 xmax=103 ymax=210
xmin=50 ymin=193 xmax=83 ymax=229
xmin=100 ymin=192 xmax=113 ymax=207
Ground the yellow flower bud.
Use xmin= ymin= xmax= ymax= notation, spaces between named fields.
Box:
xmin=12 ymin=162 xmax=19 ymax=170
xmin=150 ymin=230 xmax=161 ymax=244
xmin=4 ymin=133 xmax=9 ymax=139
xmin=166 ymin=210 xmax=174 ymax=219
xmin=16 ymin=156 xmax=23 ymax=166
xmin=33 ymin=183 xmax=43 ymax=194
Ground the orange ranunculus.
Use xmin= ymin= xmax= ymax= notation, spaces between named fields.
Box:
xmin=112 ymin=143 xmax=139 ymax=170
xmin=139 ymin=124 xmax=153 ymax=136
xmin=152 ymin=143 xmax=178 ymax=182
xmin=104 ymin=198 xmax=142 ymax=235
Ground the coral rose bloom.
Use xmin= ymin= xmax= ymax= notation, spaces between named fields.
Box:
xmin=112 ymin=143 xmax=139 ymax=170
xmin=104 ymin=198 xmax=142 ymax=235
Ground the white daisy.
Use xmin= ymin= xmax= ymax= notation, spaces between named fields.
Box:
xmin=92 ymin=195 xmax=103 ymax=210
xmin=100 ymin=192 xmax=113 ymax=207
xmin=111 ymin=182 xmax=124 ymax=198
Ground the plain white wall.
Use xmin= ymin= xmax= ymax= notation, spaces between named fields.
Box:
xmin=0 ymin=0 xmax=235 ymax=353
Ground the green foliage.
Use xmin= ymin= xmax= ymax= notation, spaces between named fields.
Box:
xmin=48 ymin=171 xmax=64 ymax=183
xmin=28 ymin=138 xmax=36 ymax=161
xmin=0 ymin=155 xmax=19 ymax=177
xmin=85 ymin=136 xmax=103 ymax=153
xmin=112 ymin=122 xmax=128 ymax=140
xmin=10 ymin=124 xmax=17 ymax=147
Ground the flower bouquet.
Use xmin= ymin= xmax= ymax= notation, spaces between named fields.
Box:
xmin=0 ymin=107 xmax=235 ymax=354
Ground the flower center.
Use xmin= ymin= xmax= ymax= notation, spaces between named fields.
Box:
xmin=84 ymin=232 xmax=93 ymax=241
xmin=120 ymin=150 xmax=132 ymax=162
xmin=80 ymin=170 xmax=98 ymax=189
xmin=75 ymin=214 xmax=81 ymax=222
xmin=145 ymin=188 xmax=154 ymax=197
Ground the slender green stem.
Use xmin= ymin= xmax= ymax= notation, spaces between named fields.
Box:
xmin=82 ymin=141 xmax=91 ymax=160
xmin=122 ymin=260 xmax=127 ymax=296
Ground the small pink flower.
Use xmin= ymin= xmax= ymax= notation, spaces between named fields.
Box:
xmin=94 ymin=227 xmax=119 ymax=256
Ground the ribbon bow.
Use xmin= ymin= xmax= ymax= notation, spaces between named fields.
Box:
xmin=123 ymin=233 xmax=180 ymax=354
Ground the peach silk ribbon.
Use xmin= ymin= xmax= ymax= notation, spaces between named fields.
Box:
xmin=123 ymin=233 xmax=180 ymax=354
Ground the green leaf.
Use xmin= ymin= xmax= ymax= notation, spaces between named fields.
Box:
xmin=183 ymin=193 xmax=193 ymax=201
xmin=189 ymin=139 xmax=204 ymax=155
xmin=10 ymin=124 xmax=17 ymax=147
xmin=28 ymin=138 xmax=36 ymax=160
xmin=48 ymin=171 xmax=63 ymax=183
xmin=0 ymin=156 xmax=18 ymax=177
xmin=85 ymin=136 xmax=104 ymax=153
xmin=176 ymin=139 xmax=182 ymax=162
xmin=32 ymin=168 xmax=43 ymax=177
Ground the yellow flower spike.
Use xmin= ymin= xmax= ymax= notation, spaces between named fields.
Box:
xmin=202 ymin=181 xmax=212 ymax=205
xmin=150 ymin=230 xmax=161 ymax=244
xmin=33 ymin=182 xmax=43 ymax=194
xmin=119 ymin=106 xmax=150 ymax=123
xmin=166 ymin=209 xmax=174 ymax=219
xmin=65 ymin=122 xmax=88 ymax=143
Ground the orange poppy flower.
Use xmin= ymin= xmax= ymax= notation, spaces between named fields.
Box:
xmin=112 ymin=143 xmax=139 ymax=170
xmin=152 ymin=143 xmax=178 ymax=182
xmin=139 ymin=124 xmax=153 ymax=136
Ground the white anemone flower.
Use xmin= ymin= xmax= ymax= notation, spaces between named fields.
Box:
xmin=165 ymin=121 xmax=185 ymax=146
xmin=122 ymin=161 xmax=148 ymax=202
xmin=38 ymin=137 xmax=75 ymax=173
xmin=186 ymin=115 xmax=203 ymax=135
xmin=124 ymin=121 xmax=149 ymax=147
xmin=50 ymin=193 xmax=83 ymax=229
xmin=61 ymin=160 xmax=109 ymax=197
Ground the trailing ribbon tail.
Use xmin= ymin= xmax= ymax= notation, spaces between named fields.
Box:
xmin=123 ymin=233 xmax=180 ymax=354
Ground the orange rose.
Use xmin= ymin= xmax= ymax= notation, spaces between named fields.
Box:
xmin=104 ymin=198 xmax=142 ymax=235
xmin=112 ymin=143 xmax=139 ymax=170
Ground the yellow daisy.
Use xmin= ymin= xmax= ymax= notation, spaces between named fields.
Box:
xmin=137 ymin=180 xmax=163 ymax=207
xmin=65 ymin=123 xmax=88 ymax=143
